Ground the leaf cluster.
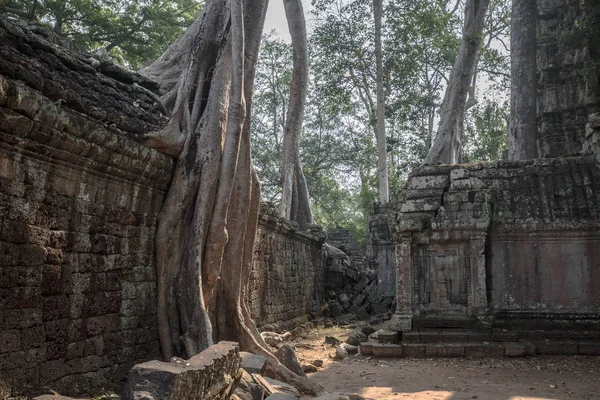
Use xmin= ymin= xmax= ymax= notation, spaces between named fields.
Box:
xmin=2 ymin=0 xmax=202 ymax=68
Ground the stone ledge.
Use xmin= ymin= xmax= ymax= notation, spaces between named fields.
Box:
xmin=0 ymin=16 xmax=167 ymax=136
xmin=1 ymin=77 xmax=174 ymax=189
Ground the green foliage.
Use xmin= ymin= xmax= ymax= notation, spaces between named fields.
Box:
xmin=251 ymin=0 xmax=510 ymax=238
xmin=561 ymin=0 xmax=600 ymax=50
xmin=2 ymin=0 xmax=202 ymax=68
xmin=463 ymin=100 xmax=508 ymax=163
xmin=251 ymin=31 xmax=292 ymax=201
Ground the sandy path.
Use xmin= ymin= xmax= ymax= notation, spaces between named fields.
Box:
xmin=294 ymin=327 xmax=600 ymax=400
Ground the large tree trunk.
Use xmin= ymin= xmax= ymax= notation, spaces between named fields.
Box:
xmin=279 ymin=0 xmax=313 ymax=230
xmin=374 ymin=0 xmax=389 ymax=203
xmin=509 ymin=0 xmax=537 ymax=160
xmin=422 ymin=0 xmax=491 ymax=165
xmin=139 ymin=0 xmax=323 ymax=395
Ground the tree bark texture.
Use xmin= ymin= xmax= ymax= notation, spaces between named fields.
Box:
xmin=374 ymin=0 xmax=390 ymax=204
xmin=422 ymin=0 xmax=491 ymax=165
xmin=279 ymin=0 xmax=314 ymax=230
xmin=509 ymin=0 xmax=537 ymax=160
xmin=139 ymin=0 xmax=323 ymax=395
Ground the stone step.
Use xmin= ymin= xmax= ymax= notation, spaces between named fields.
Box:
xmin=402 ymin=329 xmax=519 ymax=343
xmin=360 ymin=340 xmax=600 ymax=358
xmin=376 ymin=330 xmax=399 ymax=344
xmin=514 ymin=330 xmax=600 ymax=341
xmin=414 ymin=318 xmax=479 ymax=330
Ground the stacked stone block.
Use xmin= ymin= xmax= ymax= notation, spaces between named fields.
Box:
xmin=391 ymin=156 xmax=600 ymax=331
xmin=0 ymin=79 xmax=172 ymax=393
xmin=327 ymin=227 xmax=366 ymax=270
xmin=536 ymin=0 xmax=600 ymax=157
xmin=0 ymin=17 xmax=173 ymax=395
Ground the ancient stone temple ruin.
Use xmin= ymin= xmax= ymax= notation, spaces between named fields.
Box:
xmin=1 ymin=0 xmax=600 ymax=397
xmin=0 ymin=17 xmax=328 ymax=395
xmin=368 ymin=0 xmax=600 ymax=335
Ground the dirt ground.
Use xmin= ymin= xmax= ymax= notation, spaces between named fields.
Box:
xmin=294 ymin=326 xmax=600 ymax=400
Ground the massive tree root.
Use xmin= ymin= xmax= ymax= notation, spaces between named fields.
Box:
xmin=139 ymin=0 xmax=323 ymax=395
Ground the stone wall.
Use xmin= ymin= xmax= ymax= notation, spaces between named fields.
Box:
xmin=327 ymin=227 xmax=366 ymax=270
xmin=0 ymin=18 xmax=173 ymax=394
xmin=249 ymin=204 xmax=326 ymax=330
xmin=392 ymin=156 xmax=600 ymax=330
xmin=537 ymin=0 xmax=600 ymax=157
xmin=0 ymin=16 xmax=331 ymax=396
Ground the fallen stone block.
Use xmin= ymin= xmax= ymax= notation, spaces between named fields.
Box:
xmin=122 ymin=341 xmax=241 ymax=400
xmin=236 ymin=369 xmax=266 ymax=400
xmin=262 ymin=332 xmax=284 ymax=347
xmin=240 ymin=352 xmax=267 ymax=374
xmin=342 ymin=344 xmax=359 ymax=355
xmin=274 ymin=345 xmax=306 ymax=377
xmin=312 ymin=359 xmax=324 ymax=367
xmin=346 ymin=331 xmax=367 ymax=346
xmin=261 ymin=376 xmax=300 ymax=398
xmin=335 ymin=345 xmax=349 ymax=360
xmin=370 ymin=304 xmax=389 ymax=315
xmin=356 ymin=307 xmax=370 ymax=321
xmin=361 ymin=326 xmax=376 ymax=336
xmin=324 ymin=336 xmax=341 ymax=346
xmin=302 ymin=364 xmax=318 ymax=373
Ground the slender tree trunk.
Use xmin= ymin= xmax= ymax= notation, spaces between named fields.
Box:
xmin=280 ymin=0 xmax=313 ymax=230
xmin=374 ymin=0 xmax=389 ymax=203
xmin=509 ymin=0 xmax=537 ymax=160
xmin=422 ymin=0 xmax=491 ymax=165
xmin=138 ymin=0 xmax=323 ymax=395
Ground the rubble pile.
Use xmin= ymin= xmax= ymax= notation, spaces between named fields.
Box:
xmin=322 ymin=244 xmax=395 ymax=322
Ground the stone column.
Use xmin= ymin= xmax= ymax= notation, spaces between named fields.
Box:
xmin=469 ymin=233 xmax=488 ymax=318
xmin=392 ymin=232 xmax=414 ymax=331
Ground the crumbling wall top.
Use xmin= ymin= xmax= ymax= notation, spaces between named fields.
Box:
xmin=0 ymin=16 xmax=168 ymax=140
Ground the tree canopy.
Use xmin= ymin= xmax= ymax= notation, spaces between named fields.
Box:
xmin=2 ymin=0 xmax=512 ymax=235
xmin=2 ymin=0 xmax=202 ymax=68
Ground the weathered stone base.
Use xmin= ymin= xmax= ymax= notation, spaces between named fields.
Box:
xmin=389 ymin=313 xmax=413 ymax=332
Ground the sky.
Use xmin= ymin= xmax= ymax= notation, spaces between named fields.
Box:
xmin=264 ymin=0 xmax=313 ymax=41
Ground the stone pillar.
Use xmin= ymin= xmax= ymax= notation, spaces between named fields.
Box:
xmin=392 ymin=232 xmax=413 ymax=331
xmin=469 ymin=233 xmax=488 ymax=318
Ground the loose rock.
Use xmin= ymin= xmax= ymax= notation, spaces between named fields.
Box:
xmin=325 ymin=336 xmax=341 ymax=346
xmin=335 ymin=345 xmax=349 ymax=360
xmin=274 ymin=344 xmax=306 ymax=377
xmin=346 ymin=332 xmax=368 ymax=346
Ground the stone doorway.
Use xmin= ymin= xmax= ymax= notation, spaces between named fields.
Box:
xmin=414 ymin=246 xmax=469 ymax=319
